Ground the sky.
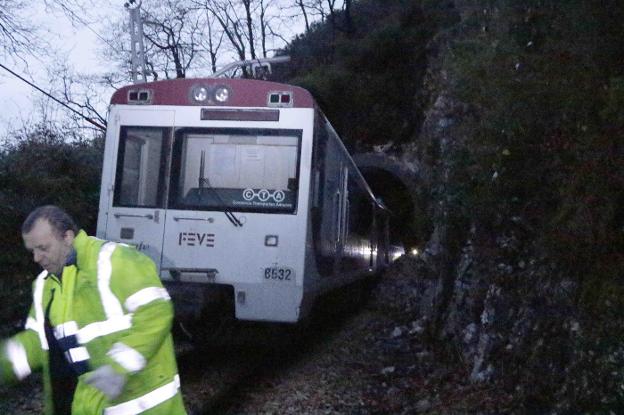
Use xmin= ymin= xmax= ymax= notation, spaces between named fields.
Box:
xmin=0 ymin=1 xmax=124 ymax=138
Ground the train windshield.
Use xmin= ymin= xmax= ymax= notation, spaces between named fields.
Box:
xmin=170 ymin=128 xmax=302 ymax=214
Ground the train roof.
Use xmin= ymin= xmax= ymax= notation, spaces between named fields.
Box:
xmin=110 ymin=78 xmax=315 ymax=108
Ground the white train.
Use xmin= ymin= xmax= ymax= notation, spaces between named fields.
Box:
xmin=96 ymin=77 xmax=391 ymax=324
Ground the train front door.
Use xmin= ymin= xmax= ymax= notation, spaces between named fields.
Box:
xmin=101 ymin=110 xmax=174 ymax=268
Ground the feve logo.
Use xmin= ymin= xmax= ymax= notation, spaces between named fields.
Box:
xmin=178 ymin=232 xmax=215 ymax=247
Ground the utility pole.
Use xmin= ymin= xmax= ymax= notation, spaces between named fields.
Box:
xmin=125 ymin=0 xmax=148 ymax=84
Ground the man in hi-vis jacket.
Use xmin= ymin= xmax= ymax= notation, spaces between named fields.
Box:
xmin=0 ymin=205 xmax=187 ymax=414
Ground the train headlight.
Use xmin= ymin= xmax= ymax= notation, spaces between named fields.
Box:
xmin=214 ymin=86 xmax=230 ymax=103
xmin=192 ymin=86 xmax=209 ymax=102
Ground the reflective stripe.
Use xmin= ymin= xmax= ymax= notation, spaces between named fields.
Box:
xmin=104 ymin=375 xmax=181 ymax=415
xmin=68 ymin=346 xmax=90 ymax=363
xmin=32 ymin=271 xmax=49 ymax=350
xmin=25 ymin=317 xmax=38 ymax=332
xmin=54 ymin=320 xmax=79 ymax=339
xmin=108 ymin=342 xmax=146 ymax=373
xmin=124 ymin=287 xmax=171 ymax=313
xmin=98 ymin=242 xmax=124 ymax=319
xmin=5 ymin=340 xmax=31 ymax=380
xmin=76 ymin=315 xmax=133 ymax=344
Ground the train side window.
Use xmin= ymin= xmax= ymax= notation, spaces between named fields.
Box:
xmin=347 ymin=170 xmax=373 ymax=237
xmin=311 ymin=115 xmax=327 ymax=208
xmin=114 ymin=127 xmax=169 ymax=208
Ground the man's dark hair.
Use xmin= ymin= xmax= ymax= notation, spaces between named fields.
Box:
xmin=22 ymin=205 xmax=79 ymax=238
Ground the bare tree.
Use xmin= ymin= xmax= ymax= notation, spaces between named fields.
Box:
xmin=325 ymin=0 xmax=338 ymax=23
xmin=344 ymin=0 xmax=353 ymax=34
xmin=321 ymin=0 xmax=343 ymax=36
xmin=258 ymin=0 xmax=280 ymax=57
xmin=101 ymin=0 xmax=317 ymax=81
xmin=43 ymin=59 xmax=108 ymax=135
xmin=242 ymin=0 xmax=257 ymax=59
xmin=98 ymin=0 xmax=216 ymax=81
xmin=295 ymin=0 xmax=311 ymax=32
xmin=201 ymin=0 xmax=248 ymax=63
xmin=58 ymin=74 xmax=108 ymax=132
xmin=194 ymin=0 xmax=293 ymax=72
xmin=43 ymin=0 xmax=99 ymax=28
xmin=300 ymin=0 xmax=331 ymax=23
xmin=0 ymin=1 xmax=111 ymax=138
xmin=141 ymin=0 xmax=205 ymax=79
xmin=199 ymin=9 xmax=226 ymax=73
xmin=0 ymin=0 xmax=42 ymax=62
xmin=293 ymin=0 xmax=350 ymax=32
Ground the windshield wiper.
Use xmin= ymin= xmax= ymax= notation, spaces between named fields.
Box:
xmin=199 ymin=151 xmax=243 ymax=227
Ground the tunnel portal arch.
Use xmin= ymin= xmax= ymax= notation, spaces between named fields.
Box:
xmin=353 ymin=153 xmax=429 ymax=252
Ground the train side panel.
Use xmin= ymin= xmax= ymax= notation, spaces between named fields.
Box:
xmin=302 ymin=111 xmax=388 ymax=308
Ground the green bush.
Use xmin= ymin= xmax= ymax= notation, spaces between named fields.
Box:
xmin=283 ymin=0 xmax=435 ymax=149
xmin=446 ymin=0 xmax=624 ymax=283
xmin=0 ymin=124 xmax=103 ymax=322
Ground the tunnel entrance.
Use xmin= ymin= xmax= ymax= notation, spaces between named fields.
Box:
xmin=359 ymin=167 xmax=430 ymax=254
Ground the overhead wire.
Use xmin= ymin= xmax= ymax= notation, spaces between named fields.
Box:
xmin=0 ymin=62 xmax=106 ymax=131
xmin=60 ymin=8 xmax=120 ymax=52
xmin=0 ymin=7 xmax=122 ymax=132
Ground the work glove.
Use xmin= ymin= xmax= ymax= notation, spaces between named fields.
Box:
xmin=84 ymin=365 xmax=126 ymax=400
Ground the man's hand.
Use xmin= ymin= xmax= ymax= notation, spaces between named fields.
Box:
xmin=84 ymin=365 xmax=126 ymax=400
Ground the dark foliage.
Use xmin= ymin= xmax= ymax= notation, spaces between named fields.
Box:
xmin=446 ymin=0 xmax=624 ymax=301
xmin=278 ymin=0 xmax=624 ymax=410
xmin=0 ymin=125 xmax=103 ymax=325
xmin=440 ymin=0 xmax=624 ymax=410
xmin=277 ymin=0 xmax=440 ymax=150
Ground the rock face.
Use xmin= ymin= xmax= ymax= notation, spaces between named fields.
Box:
xmin=387 ymin=1 xmax=624 ymax=412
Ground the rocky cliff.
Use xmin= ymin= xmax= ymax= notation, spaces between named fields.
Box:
xmin=389 ymin=1 xmax=624 ymax=412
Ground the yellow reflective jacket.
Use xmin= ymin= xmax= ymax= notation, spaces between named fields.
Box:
xmin=0 ymin=230 xmax=187 ymax=415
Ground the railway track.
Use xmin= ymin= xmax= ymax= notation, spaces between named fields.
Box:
xmin=179 ymin=279 xmax=375 ymax=414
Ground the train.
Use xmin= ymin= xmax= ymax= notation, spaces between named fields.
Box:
xmin=95 ymin=73 xmax=393 ymax=325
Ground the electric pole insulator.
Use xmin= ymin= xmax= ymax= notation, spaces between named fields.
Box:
xmin=125 ymin=0 xmax=148 ymax=84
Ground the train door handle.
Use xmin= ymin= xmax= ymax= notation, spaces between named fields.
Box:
xmin=173 ymin=216 xmax=215 ymax=223
xmin=334 ymin=192 xmax=341 ymax=244
xmin=114 ymin=213 xmax=154 ymax=220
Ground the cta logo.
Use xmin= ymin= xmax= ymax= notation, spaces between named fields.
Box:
xmin=242 ymin=188 xmax=285 ymax=203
